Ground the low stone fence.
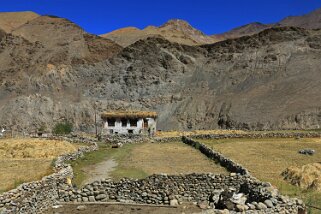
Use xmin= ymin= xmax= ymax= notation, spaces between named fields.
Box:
xmin=104 ymin=135 xmax=182 ymax=144
xmin=191 ymin=132 xmax=321 ymax=140
xmin=0 ymin=167 xmax=73 ymax=214
xmin=104 ymin=135 xmax=150 ymax=144
xmin=153 ymin=136 xmax=182 ymax=143
xmin=58 ymin=173 xmax=304 ymax=213
xmin=0 ymin=137 xmax=98 ymax=214
xmin=182 ymin=137 xmax=249 ymax=175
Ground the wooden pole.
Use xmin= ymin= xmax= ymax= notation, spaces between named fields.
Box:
xmin=94 ymin=102 xmax=98 ymax=138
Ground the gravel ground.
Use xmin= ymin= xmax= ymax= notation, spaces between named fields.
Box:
xmin=81 ymin=159 xmax=117 ymax=186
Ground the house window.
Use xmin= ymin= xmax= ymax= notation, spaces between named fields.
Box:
xmin=129 ymin=119 xmax=138 ymax=127
xmin=108 ymin=119 xmax=115 ymax=127
xmin=121 ymin=119 xmax=127 ymax=127
xmin=128 ymin=130 xmax=133 ymax=134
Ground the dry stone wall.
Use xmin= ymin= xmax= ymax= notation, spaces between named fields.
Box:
xmin=57 ymin=173 xmax=304 ymax=213
xmin=191 ymin=132 xmax=321 ymax=140
xmin=58 ymin=173 xmax=248 ymax=204
xmin=182 ymin=136 xmax=249 ymax=175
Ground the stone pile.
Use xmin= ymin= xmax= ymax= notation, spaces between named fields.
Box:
xmin=298 ymin=148 xmax=315 ymax=155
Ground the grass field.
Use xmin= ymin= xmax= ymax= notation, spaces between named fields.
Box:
xmin=198 ymin=137 xmax=321 ymax=213
xmin=70 ymin=142 xmax=228 ymax=187
xmin=0 ymin=138 xmax=80 ymax=192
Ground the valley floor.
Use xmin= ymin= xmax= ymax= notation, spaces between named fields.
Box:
xmin=71 ymin=141 xmax=228 ymax=187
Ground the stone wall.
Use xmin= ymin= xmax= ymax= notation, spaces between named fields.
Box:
xmin=58 ymin=173 xmax=248 ymax=204
xmin=191 ymin=132 xmax=321 ymax=140
xmin=182 ymin=136 xmax=249 ymax=175
xmin=57 ymin=173 xmax=304 ymax=213
xmin=0 ymin=167 xmax=72 ymax=214
xmin=0 ymin=137 xmax=98 ymax=214
xmin=180 ymin=137 xmax=306 ymax=213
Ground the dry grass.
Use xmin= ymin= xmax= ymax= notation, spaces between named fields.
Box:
xmin=0 ymin=138 xmax=78 ymax=159
xmin=101 ymin=111 xmax=157 ymax=119
xmin=282 ymin=163 xmax=321 ymax=192
xmin=198 ymin=137 xmax=321 ymax=212
xmin=198 ymin=138 xmax=321 ymax=183
xmin=0 ymin=138 xmax=79 ymax=192
xmin=118 ymin=142 xmax=228 ymax=176
xmin=156 ymin=129 xmax=246 ymax=138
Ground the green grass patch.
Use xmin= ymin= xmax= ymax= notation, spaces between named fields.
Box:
xmin=107 ymin=144 xmax=148 ymax=180
xmin=67 ymin=142 xmax=111 ymax=187
xmin=111 ymin=167 xmax=148 ymax=180
xmin=68 ymin=143 xmax=148 ymax=187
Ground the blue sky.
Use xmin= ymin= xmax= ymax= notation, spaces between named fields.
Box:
xmin=1 ymin=0 xmax=321 ymax=35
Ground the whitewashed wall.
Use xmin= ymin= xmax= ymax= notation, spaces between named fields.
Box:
xmin=103 ymin=117 xmax=156 ymax=135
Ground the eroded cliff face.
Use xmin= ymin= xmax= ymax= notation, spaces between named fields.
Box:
xmin=0 ymin=16 xmax=321 ymax=133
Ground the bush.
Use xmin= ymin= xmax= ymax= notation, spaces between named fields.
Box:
xmin=53 ymin=121 xmax=73 ymax=135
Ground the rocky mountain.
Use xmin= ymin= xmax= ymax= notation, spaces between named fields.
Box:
xmin=279 ymin=7 xmax=321 ymax=29
xmin=102 ymin=7 xmax=321 ymax=48
xmin=0 ymin=11 xmax=39 ymax=33
xmin=211 ymin=22 xmax=272 ymax=41
xmin=101 ymin=19 xmax=217 ymax=47
xmin=212 ymin=7 xmax=321 ymax=41
xmin=0 ymin=12 xmax=321 ymax=133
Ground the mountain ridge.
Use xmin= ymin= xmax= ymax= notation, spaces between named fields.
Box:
xmin=0 ymin=10 xmax=321 ymax=132
xmin=101 ymin=7 xmax=321 ymax=47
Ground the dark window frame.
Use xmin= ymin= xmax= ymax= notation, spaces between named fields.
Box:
xmin=129 ymin=119 xmax=138 ymax=127
xmin=108 ymin=119 xmax=116 ymax=127
xmin=121 ymin=119 xmax=127 ymax=127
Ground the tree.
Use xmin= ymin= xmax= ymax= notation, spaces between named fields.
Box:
xmin=53 ymin=121 xmax=73 ymax=135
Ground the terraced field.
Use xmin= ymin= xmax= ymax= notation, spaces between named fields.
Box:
xmin=0 ymin=138 xmax=80 ymax=192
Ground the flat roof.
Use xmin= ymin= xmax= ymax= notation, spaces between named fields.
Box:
xmin=101 ymin=111 xmax=157 ymax=119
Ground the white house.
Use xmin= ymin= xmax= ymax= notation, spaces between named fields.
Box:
xmin=0 ymin=128 xmax=5 ymax=138
xmin=101 ymin=111 xmax=157 ymax=136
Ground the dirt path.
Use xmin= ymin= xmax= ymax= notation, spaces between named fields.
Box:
xmin=81 ymin=158 xmax=117 ymax=186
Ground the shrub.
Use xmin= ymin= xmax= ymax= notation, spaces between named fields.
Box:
xmin=53 ymin=121 xmax=73 ymax=135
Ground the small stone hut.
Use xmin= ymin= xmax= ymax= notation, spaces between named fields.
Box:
xmin=101 ymin=111 xmax=157 ymax=136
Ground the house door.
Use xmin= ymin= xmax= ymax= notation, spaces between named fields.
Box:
xmin=143 ymin=119 xmax=148 ymax=129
